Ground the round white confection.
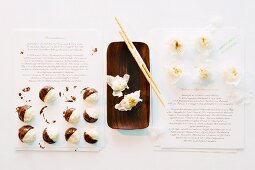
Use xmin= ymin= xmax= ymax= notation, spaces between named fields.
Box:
xmin=46 ymin=126 xmax=59 ymax=142
xmin=44 ymin=89 xmax=58 ymax=104
xmin=196 ymin=36 xmax=213 ymax=56
xmin=22 ymin=129 xmax=36 ymax=143
xmin=224 ymin=67 xmax=240 ymax=85
xmin=68 ymin=130 xmax=80 ymax=144
xmin=86 ymin=129 xmax=99 ymax=140
xmin=111 ymin=77 xmax=128 ymax=91
xmin=115 ymin=91 xmax=142 ymax=111
xmin=86 ymin=108 xmax=99 ymax=119
xmin=85 ymin=92 xmax=99 ymax=103
xmin=24 ymin=107 xmax=35 ymax=122
xmin=68 ymin=109 xmax=80 ymax=123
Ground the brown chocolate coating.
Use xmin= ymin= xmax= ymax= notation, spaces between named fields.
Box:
xmin=82 ymin=87 xmax=97 ymax=100
xmin=65 ymin=127 xmax=77 ymax=141
xmin=84 ymin=132 xmax=98 ymax=144
xmin=63 ymin=108 xmax=75 ymax=122
xmin=39 ymin=86 xmax=54 ymax=102
xmin=18 ymin=125 xmax=34 ymax=142
xmin=83 ymin=110 xmax=98 ymax=123
xmin=42 ymin=128 xmax=55 ymax=144
xmin=16 ymin=105 xmax=32 ymax=122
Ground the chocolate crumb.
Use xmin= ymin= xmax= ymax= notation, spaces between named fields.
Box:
xmin=92 ymin=47 xmax=98 ymax=55
xmin=45 ymin=119 xmax=50 ymax=124
xmin=59 ymin=92 xmax=62 ymax=97
xmin=40 ymin=106 xmax=48 ymax=115
xmin=52 ymin=120 xmax=56 ymax=123
xmin=39 ymin=142 xmax=45 ymax=149
xmin=73 ymin=86 xmax=77 ymax=89
xmin=18 ymin=93 xmax=22 ymax=96
xmin=22 ymin=87 xmax=30 ymax=92
xmin=71 ymin=96 xmax=76 ymax=101
xmin=65 ymin=99 xmax=74 ymax=102
xmin=66 ymin=87 xmax=69 ymax=92
xmin=20 ymin=97 xmax=23 ymax=99
xmin=20 ymin=51 xmax=24 ymax=54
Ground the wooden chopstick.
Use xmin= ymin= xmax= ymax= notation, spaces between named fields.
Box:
xmin=115 ymin=17 xmax=161 ymax=94
xmin=116 ymin=18 xmax=166 ymax=107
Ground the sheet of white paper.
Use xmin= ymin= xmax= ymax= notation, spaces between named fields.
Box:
xmin=149 ymin=28 xmax=245 ymax=150
xmin=13 ymin=30 xmax=105 ymax=151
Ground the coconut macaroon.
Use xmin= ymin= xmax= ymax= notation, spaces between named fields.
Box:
xmin=65 ymin=127 xmax=80 ymax=144
xmin=195 ymin=66 xmax=215 ymax=84
xmin=83 ymin=108 xmax=99 ymax=123
xmin=170 ymin=38 xmax=184 ymax=55
xmin=196 ymin=35 xmax=213 ymax=56
xmin=42 ymin=126 xmax=59 ymax=144
xmin=16 ymin=105 xmax=35 ymax=122
xmin=115 ymin=90 xmax=142 ymax=111
xmin=107 ymin=74 xmax=130 ymax=97
xmin=18 ymin=125 xmax=36 ymax=143
xmin=82 ymin=87 xmax=99 ymax=104
xmin=84 ymin=128 xmax=99 ymax=144
xmin=39 ymin=86 xmax=58 ymax=104
xmin=63 ymin=108 xmax=80 ymax=123
xmin=223 ymin=67 xmax=241 ymax=85
xmin=198 ymin=67 xmax=211 ymax=80
xmin=165 ymin=64 xmax=183 ymax=84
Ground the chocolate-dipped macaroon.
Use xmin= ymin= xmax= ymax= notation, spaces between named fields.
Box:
xmin=16 ymin=105 xmax=35 ymax=122
xmin=18 ymin=125 xmax=36 ymax=143
xmin=42 ymin=126 xmax=59 ymax=144
xmin=83 ymin=108 xmax=99 ymax=123
xmin=82 ymin=87 xmax=99 ymax=103
xmin=65 ymin=127 xmax=80 ymax=144
xmin=84 ymin=129 xmax=98 ymax=144
xmin=63 ymin=108 xmax=80 ymax=123
xmin=39 ymin=86 xmax=58 ymax=104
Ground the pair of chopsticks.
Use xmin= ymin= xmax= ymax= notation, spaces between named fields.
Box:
xmin=115 ymin=17 xmax=166 ymax=107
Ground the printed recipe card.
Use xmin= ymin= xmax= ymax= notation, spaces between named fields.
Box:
xmin=13 ymin=30 xmax=105 ymax=151
xmin=149 ymin=29 xmax=245 ymax=150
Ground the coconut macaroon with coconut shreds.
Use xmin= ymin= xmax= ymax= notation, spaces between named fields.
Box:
xmin=195 ymin=65 xmax=214 ymax=83
xmin=223 ymin=67 xmax=241 ymax=85
xmin=16 ymin=105 xmax=35 ymax=123
xmin=165 ymin=64 xmax=183 ymax=84
xmin=107 ymin=74 xmax=130 ymax=97
xmin=196 ymin=35 xmax=213 ymax=56
xmin=39 ymin=86 xmax=58 ymax=104
xmin=18 ymin=125 xmax=36 ymax=143
xmin=65 ymin=127 xmax=80 ymax=144
xmin=170 ymin=38 xmax=184 ymax=56
xmin=115 ymin=90 xmax=142 ymax=111
xmin=82 ymin=87 xmax=99 ymax=104
xmin=63 ymin=108 xmax=81 ymax=123
xmin=83 ymin=108 xmax=99 ymax=123
xmin=84 ymin=128 xmax=99 ymax=144
xmin=42 ymin=126 xmax=59 ymax=144
xmin=198 ymin=67 xmax=211 ymax=81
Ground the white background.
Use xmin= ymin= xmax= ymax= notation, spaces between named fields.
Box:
xmin=0 ymin=0 xmax=255 ymax=170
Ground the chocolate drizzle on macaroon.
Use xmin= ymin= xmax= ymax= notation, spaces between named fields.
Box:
xmin=16 ymin=105 xmax=31 ymax=122
xmin=39 ymin=86 xmax=54 ymax=102
xmin=65 ymin=127 xmax=77 ymax=141
xmin=63 ymin=108 xmax=75 ymax=122
xmin=84 ymin=132 xmax=98 ymax=144
xmin=82 ymin=87 xmax=97 ymax=100
xmin=42 ymin=128 xmax=55 ymax=144
xmin=18 ymin=125 xmax=34 ymax=142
